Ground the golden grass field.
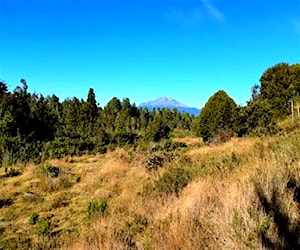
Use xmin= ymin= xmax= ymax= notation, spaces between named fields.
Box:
xmin=0 ymin=131 xmax=299 ymax=249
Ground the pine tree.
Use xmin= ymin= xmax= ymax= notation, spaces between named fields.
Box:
xmin=196 ymin=90 xmax=237 ymax=142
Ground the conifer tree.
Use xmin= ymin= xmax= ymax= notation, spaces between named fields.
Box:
xmin=196 ymin=90 xmax=237 ymax=142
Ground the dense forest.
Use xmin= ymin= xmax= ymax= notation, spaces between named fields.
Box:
xmin=0 ymin=80 xmax=194 ymax=165
xmin=0 ymin=62 xmax=300 ymax=165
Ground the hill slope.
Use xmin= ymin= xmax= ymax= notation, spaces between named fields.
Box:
xmin=0 ymin=131 xmax=299 ymax=249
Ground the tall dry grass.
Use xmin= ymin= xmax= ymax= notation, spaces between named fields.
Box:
xmin=75 ymin=134 xmax=299 ymax=249
xmin=0 ymin=133 xmax=299 ymax=249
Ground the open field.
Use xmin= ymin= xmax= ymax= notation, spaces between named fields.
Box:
xmin=0 ymin=133 xmax=299 ymax=249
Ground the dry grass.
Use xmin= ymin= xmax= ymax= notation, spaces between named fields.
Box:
xmin=173 ymin=137 xmax=203 ymax=146
xmin=0 ymin=134 xmax=299 ymax=249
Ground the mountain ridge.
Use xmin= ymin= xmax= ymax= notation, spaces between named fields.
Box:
xmin=139 ymin=97 xmax=200 ymax=116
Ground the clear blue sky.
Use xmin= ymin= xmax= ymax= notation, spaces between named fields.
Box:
xmin=0 ymin=0 xmax=299 ymax=108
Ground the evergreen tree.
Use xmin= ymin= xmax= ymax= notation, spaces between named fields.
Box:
xmin=196 ymin=90 xmax=237 ymax=142
xmin=86 ymin=88 xmax=98 ymax=120
xmin=259 ymin=63 xmax=293 ymax=118
xmin=0 ymin=81 xmax=8 ymax=99
xmin=103 ymin=97 xmax=122 ymax=134
xmin=146 ymin=110 xmax=170 ymax=142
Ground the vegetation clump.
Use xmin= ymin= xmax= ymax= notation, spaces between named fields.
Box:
xmin=195 ymin=90 xmax=237 ymax=143
xmin=29 ymin=212 xmax=39 ymax=225
xmin=154 ymin=166 xmax=191 ymax=196
xmin=42 ymin=163 xmax=60 ymax=178
xmin=87 ymin=198 xmax=108 ymax=218
xmin=144 ymin=154 xmax=164 ymax=171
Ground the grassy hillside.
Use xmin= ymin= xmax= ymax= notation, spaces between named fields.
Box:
xmin=0 ymin=129 xmax=299 ymax=249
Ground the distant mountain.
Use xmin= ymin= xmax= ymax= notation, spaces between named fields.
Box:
xmin=139 ymin=97 xmax=200 ymax=116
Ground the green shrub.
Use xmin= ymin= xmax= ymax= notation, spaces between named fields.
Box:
xmin=87 ymin=198 xmax=108 ymax=218
xmin=29 ymin=212 xmax=39 ymax=225
xmin=154 ymin=167 xmax=191 ymax=196
xmin=37 ymin=218 xmax=52 ymax=235
xmin=144 ymin=155 xmax=164 ymax=171
xmin=42 ymin=163 xmax=60 ymax=178
xmin=95 ymin=145 xmax=107 ymax=154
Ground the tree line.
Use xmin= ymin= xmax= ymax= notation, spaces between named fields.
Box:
xmin=0 ymin=80 xmax=195 ymax=164
xmin=0 ymin=62 xmax=299 ymax=164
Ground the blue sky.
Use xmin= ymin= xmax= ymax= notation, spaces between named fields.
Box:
xmin=0 ymin=0 xmax=299 ymax=108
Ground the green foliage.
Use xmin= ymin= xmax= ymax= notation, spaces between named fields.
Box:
xmin=235 ymin=99 xmax=278 ymax=137
xmin=37 ymin=218 xmax=52 ymax=235
xmin=2 ymin=64 xmax=299 ymax=165
xmin=154 ymin=167 xmax=191 ymax=195
xmin=144 ymin=155 xmax=164 ymax=171
xmin=87 ymin=198 xmax=108 ymax=218
xmin=238 ymin=62 xmax=300 ymax=137
xmin=260 ymin=63 xmax=295 ymax=118
xmin=29 ymin=212 xmax=40 ymax=225
xmin=234 ymin=63 xmax=300 ymax=137
xmin=0 ymin=79 xmax=197 ymax=163
xmin=146 ymin=112 xmax=171 ymax=142
xmin=196 ymin=90 xmax=237 ymax=142
xmin=42 ymin=163 xmax=60 ymax=178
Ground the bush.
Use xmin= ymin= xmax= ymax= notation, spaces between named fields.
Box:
xmin=95 ymin=145 xmax=107 ymax=154
xmin=144 ymin=155 xmax=164 ymax=171
xmin=196 ymin=90 xmax=237 ymax=142
xmin=154 ymin=167 xmax=191 ymax=196
xmin=37 ymin=218 xmax=52 ymax=235
xmin=87 ymin=198 xmax=108 ymax=218
xmin=29 ymin=212 xmax=39 ymax=225
xmin=42 ymin=163 xmax=60 ymax=178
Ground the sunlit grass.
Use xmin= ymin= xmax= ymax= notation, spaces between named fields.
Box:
xmin=0 ymin=133 xmax=299 ymax=249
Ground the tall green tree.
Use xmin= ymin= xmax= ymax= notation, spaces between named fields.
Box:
xmin=196 ymin=90 xmax=237 ymax=142
xmin=259 ymin=63 xmax=293 ymax=118
xmin=103 ymin=97 xmax=122 ymax=134
xmin=86 ymin=88 xmax=98 ymax=120
xmin=146 ymin=110 xmax=170 ymax=142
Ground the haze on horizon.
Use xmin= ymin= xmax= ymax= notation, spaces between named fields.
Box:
xmin=0 ymin=0 xmax=299 ymax=108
